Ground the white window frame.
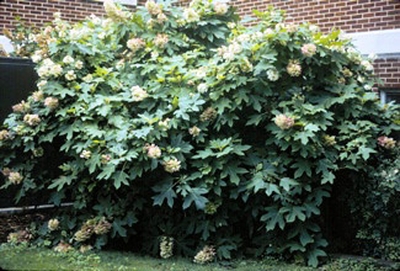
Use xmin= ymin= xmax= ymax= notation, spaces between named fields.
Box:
xmin=380 ymin=89 xmax=400 ymax=105
xmin=92 ymin=0 xmax=137 ymax=6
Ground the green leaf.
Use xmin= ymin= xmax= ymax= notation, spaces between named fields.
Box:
xmin=321 ymin=171 xmax=335 ymax=185
xmin=112 ymin=219 xmax=127 ymax=238
xmin=97 ymin=164 xmax=116 ymax=180
xmin=280 ymin=177 xmax=299 ymax=192
xmin=300 ymin=229 xmax=314 ymax=246
xmin=307 ymin=248 xmax=327 ymax=267
xmin=247 ymin=172 xmax=265 ymax=193
xmin=48 ymin=175 xmax=75 ymax=191
xmin=305 ymin=123 xmax=320 ymax=133
xmin=284 ymin=206 xmax=307 ymax=223
xmin=182 ymin=187 xmax=208 ymax=210
xmin=113 ymin=170 xmax=129 ymax=189
xmin=152 ymin=179 xmax=177 ymax=208
xmin=291 ymin=159 xmax=312 ymax=178
xmin=357 ymin=146 xmax=376 ymax=161
xmin=261 ymin=207 xmax=286 ymax=231
xmin=132 ymin=126 xmax=153 ymax=139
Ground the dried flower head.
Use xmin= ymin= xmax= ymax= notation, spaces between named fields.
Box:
xmin=54 ymin=241 xmax=73 ymax=253
xmin=94 ymin=217 xmax=112 ymax=235
xmin=200 ymin=107 xmax=217 ymax=122
xmin=0 ymin=129 xmax=10 ymax=141
xmin=193 ymin=245 xmax=216 ymax=264
xmin=79 ymin=245 xmax=93 ymax=253
xmin=7 ymin=230 xmax=33 ymax=244
xmin=377 ymin=136 xmax=396 ymax=149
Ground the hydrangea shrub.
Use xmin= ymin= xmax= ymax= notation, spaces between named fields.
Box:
xmin=1 ymin=0 xmax=399 ymax=266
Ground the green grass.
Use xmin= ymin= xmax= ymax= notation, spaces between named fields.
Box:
xmin=0 ymin=244 xmax=398 ymax=271
xmin=0 ymin=244 xmax=313 ymax=271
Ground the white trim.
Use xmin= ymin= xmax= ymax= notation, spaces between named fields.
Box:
xmin=92 ymin=0 xmax=137 ymax=6
xmin=0 ymin=202 xmax=73 ymax=215
xmin=0 ymin=35 xmax=13 ymax=53
xmin=380 ymin=89 xmax=400 ymax=105
xmin=346 ymin=29 xmax=400 ymax=57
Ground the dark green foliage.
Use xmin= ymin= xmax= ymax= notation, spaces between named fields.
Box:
xmin=0 ymin=0 xmax=399 ymax=267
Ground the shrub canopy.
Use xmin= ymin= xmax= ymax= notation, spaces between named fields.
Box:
xmin=1 ymin=0 xmax=399 ymax=266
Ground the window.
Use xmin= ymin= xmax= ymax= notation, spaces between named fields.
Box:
xmin=380 ymin=89 xmax=400 ymax=104
xmin=91 ymin=0 xmax=137 ymax=6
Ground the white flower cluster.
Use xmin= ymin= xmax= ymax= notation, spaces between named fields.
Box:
xmin=0 ymin=130 xmax=10 ymax=141
xmin=217 ymin=42 xmax=242 ymax=61
xmin=301 ymin=43 xmax=317 ymax=57
xmin=286 ymin=60 xmax=302 ymax=77
xmin=154 ymin=34 xmax=169 ymax=48
xmin=274 ymin=114 xmax=295 ymax=130
xmin=80 ymin=150 xmax=92 ymax=159
xmin=145 ymin=143 xmax=162 ymax=159
xmin=127 ymin=38 xmax=146 ymax=53
xmin=183 ymin=8 xmax=200 ymax=23
xmin=213 ymin=2 xmax=229 ymax=15
xmin=159 ymin=236 xmax=174 ymax=259
xmin=163 ymin=157 xmax=181 ymax=173
xmin=266 ymin=69 xmax=279 ymax=81
xmin=23 ymin=114 xmax=41 ymax=126
xmin=44 ymin=97 xmax=59 ymax=110
xmin=189 ymin=126 xmax=201 ymax=137
xmin=48 ymin=219 xmax=60 ymax=231
xmin=103 ymin=0 xmax=129 ymax=21
xmin=131 ymin=85 xmax=148 ymax=102
xmin=37 ymin=59 xmax=63 ymax=78
xmin=8 ymin=171 xmax=23 ymax=185
xmin=193 ymin=245 xmax=216 ymax=264
xmin=12 ymin=101 xmax=30 ymax=113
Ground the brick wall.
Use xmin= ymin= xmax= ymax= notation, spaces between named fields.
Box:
xmin=0 ymin=0 xmax=399 ymax=88
xmin=0 ymin=0 xmax=106 ymax=30
xmin=375 ymin=58 xmax=400 ymax=89
xmin=233 ymin=0 xmax=400 ymax=33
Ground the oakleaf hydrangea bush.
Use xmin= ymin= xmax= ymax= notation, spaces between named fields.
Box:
xmin=1 ymin=0 xmax=399 ymax=266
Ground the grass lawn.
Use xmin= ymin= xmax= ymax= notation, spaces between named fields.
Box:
xmin=0 ymin=244 xmax=398 ymax=271
xmin=0 ymin=245 xmax=313 ymax=271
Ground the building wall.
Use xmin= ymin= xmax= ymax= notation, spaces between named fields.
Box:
xmin=233 ymin=0 xmax=400 ymax=33
xmin=0 ymin=0 xmax=106 ymax=30
xmin=0 ymin=0 xmax=399 ymax=88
